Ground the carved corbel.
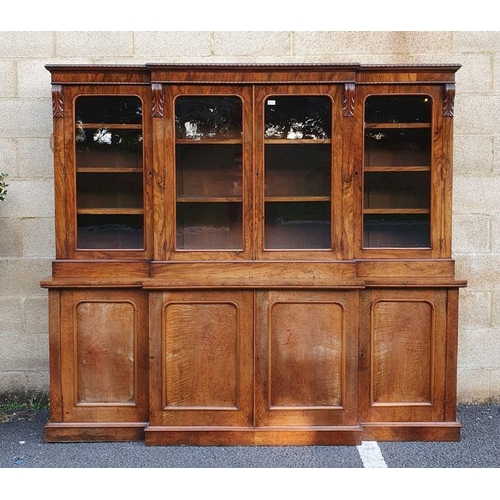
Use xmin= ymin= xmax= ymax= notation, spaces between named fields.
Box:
xmin=342 ymin=83 xmax=355 ymax=117
xmin=152 ymin=83 xmax=164 ymax=118
xmin=443 ymin=84 xmax=455 ymax=117
xmin=51 ymin=85 xmax=64 ymax=118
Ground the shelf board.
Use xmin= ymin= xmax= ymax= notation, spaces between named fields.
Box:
xmin=176 ymin=138 xmax=242 ymax=145
xmin=364 ymin=166 xmax=430 ymax=172
xmin=363 ymin=208 xmax=430 ymax=215
xmin=264 ymin=139 xmax=331 ymax=144
xmin=265 ymin=196 xmax=331 ymax=202
xmin=77 ymin=167 xmax=143 ymax=173
xmin=77 ymin=123 xmax=142 ymax=130
xmin=365 ymin=123 xmax=431 ymax=129
xmin=77 ymin=208 xmax=144 ymax=215
xmin=177 ymin=196 xmax=243 ymax=203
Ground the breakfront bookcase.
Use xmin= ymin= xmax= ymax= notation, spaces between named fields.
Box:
xmin=42 ymin=63 xmax=466 ymax=445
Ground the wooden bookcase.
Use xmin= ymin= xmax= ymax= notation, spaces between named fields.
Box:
xmin=42 ymin=63 xmax=466 ymax=445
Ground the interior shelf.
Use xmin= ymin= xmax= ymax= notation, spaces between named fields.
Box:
xmin=264 ymin=139 xmax=331 ymax=144
xmin=364 ymin=123 xmax=431 ymax=129
xmin=364 ymin=166 xmax=430 ymax=172
xmin=265 ymin=196 xmax=331 ymax=202
xmin=78 ymin=123 xmax=143 ymax=130
xmin=77 ymin=208 xmax=144 ymax=215
xmin=363 ymin=208 xmax=430 ymax=215
xmin=177 ymin=196 xmax=242 ymax=203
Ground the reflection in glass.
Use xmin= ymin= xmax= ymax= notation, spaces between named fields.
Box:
xmin=365 ymin=95 xmax=432 ymax=123
xmin=265 ymin=96 xmax=331 ymax=140
xmin=175 ymin=96 xmax=242 ymax=140
xmin=76 ymin=96 xmax=142 ymax=124
xmin=76 ymin=128 xmax=143 ymax=168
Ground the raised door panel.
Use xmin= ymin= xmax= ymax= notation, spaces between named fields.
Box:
xmin=149 ymin=290 xmax=253 ymax=427
xmin=60 ymin=289 xmax=149 ymax=422
xmin=359 ymin=289 xmax=447 ymax=422
xmin=255 ymin=290 xmax=358 ymax=427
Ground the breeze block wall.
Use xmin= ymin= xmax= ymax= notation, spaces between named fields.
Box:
xmin=0 ymin=31 xmax=498 ymax=402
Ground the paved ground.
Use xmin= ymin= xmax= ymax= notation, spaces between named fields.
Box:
xmin=0 ymin=404 xmax=499 ymax=468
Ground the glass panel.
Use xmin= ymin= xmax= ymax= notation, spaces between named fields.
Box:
xmin=175 ymin=96 xmax=242 ymax=140
xmin=176 ymin=203 xmax=242 ymax=250
xmin=363 ymin=95 xmax=432 ymax=249
xmin=75 ymin=96 xmax=144 ymax=251
xmin=265 ymin=202 xmax=331 ymax=250
xmin=364 ymin=172 xmax=430 ymax=209
xmin=77 ymin=214 xmax=143 ymax=249
xmin=175 ymin=96 xmax=243 ymax=251
xmin=264 ymin=95 xmax=332 ymax=250
xmin=363 ymin=214 xmax=430 ymax=248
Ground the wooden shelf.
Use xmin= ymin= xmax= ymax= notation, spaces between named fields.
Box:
xmin=177 ymin=196 xmax=243 ymax=203
xmin=364 ymin=166 xmax=430 ymax=172
xmin=365 ymin=123 xmax=431 ymax=129
xmin=77 ymin=208 xmax=144 ymax=215
xmin=77 ymin=167 xmax=143 ymax=173
xmin=77 ymin=123 xmax=142 ymax=129
xmin=265 ymin=196 xmax=331 ymax=202
xmin=176 ymin=138 xmax=242 ymax=144
xmin=363 ymin=208 xmax=430 ymax=215
xmin=264 ymin=139 xmax=331 ymax=144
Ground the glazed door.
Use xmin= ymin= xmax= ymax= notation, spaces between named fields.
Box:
xmin=254 ymin=85 xmax=344 ymax=260
xmin=149 ymin=290 xmax=253 ymax=427
xmin=160 ymin=85 xmax=253 ymax=260
xmin=255 ymin=290 xmax=359 ymax=427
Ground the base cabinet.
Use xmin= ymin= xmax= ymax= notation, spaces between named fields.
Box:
xmin=358 ymin=288 xmax=461 ymax=441
xmin=45 ymin=288 xmax=149 ymax=442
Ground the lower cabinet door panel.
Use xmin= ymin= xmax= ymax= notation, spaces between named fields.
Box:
xmin=59 ymin=289 xmax=149 ymax=423
xmin=255 ymin=290 xmax=359 ymax=427
xmin=149 ymin=290 xmax=253 ymax=427
xmin=358 ymin=288 xmax=448 ymax=423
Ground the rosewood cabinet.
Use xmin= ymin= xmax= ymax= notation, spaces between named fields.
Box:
xmin=42 ymin=63 xmax=466 ymax=445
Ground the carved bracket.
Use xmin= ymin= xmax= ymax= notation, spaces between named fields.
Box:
xmin=443 ymin=84 xmax=455 ymax=117
xmin=152 ymin=83 xmax=164 ymax=118
xmin=51 ymin=85 xmax=64 ymax=118
xmin=342 ymin=83 xmax=355 ymax=117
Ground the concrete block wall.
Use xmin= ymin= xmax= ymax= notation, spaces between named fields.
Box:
xmin=0 ymin=31 xmax=498 ymax=402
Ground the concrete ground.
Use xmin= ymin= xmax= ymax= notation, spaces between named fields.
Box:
xmin=0 ymin=404 xmax=498 ymax=468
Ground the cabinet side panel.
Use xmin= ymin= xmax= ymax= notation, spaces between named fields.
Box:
xmin=76 ymin=301 xmax=137 ymax=403
xmin=371 ymin=299 xmax=433 ymax=404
